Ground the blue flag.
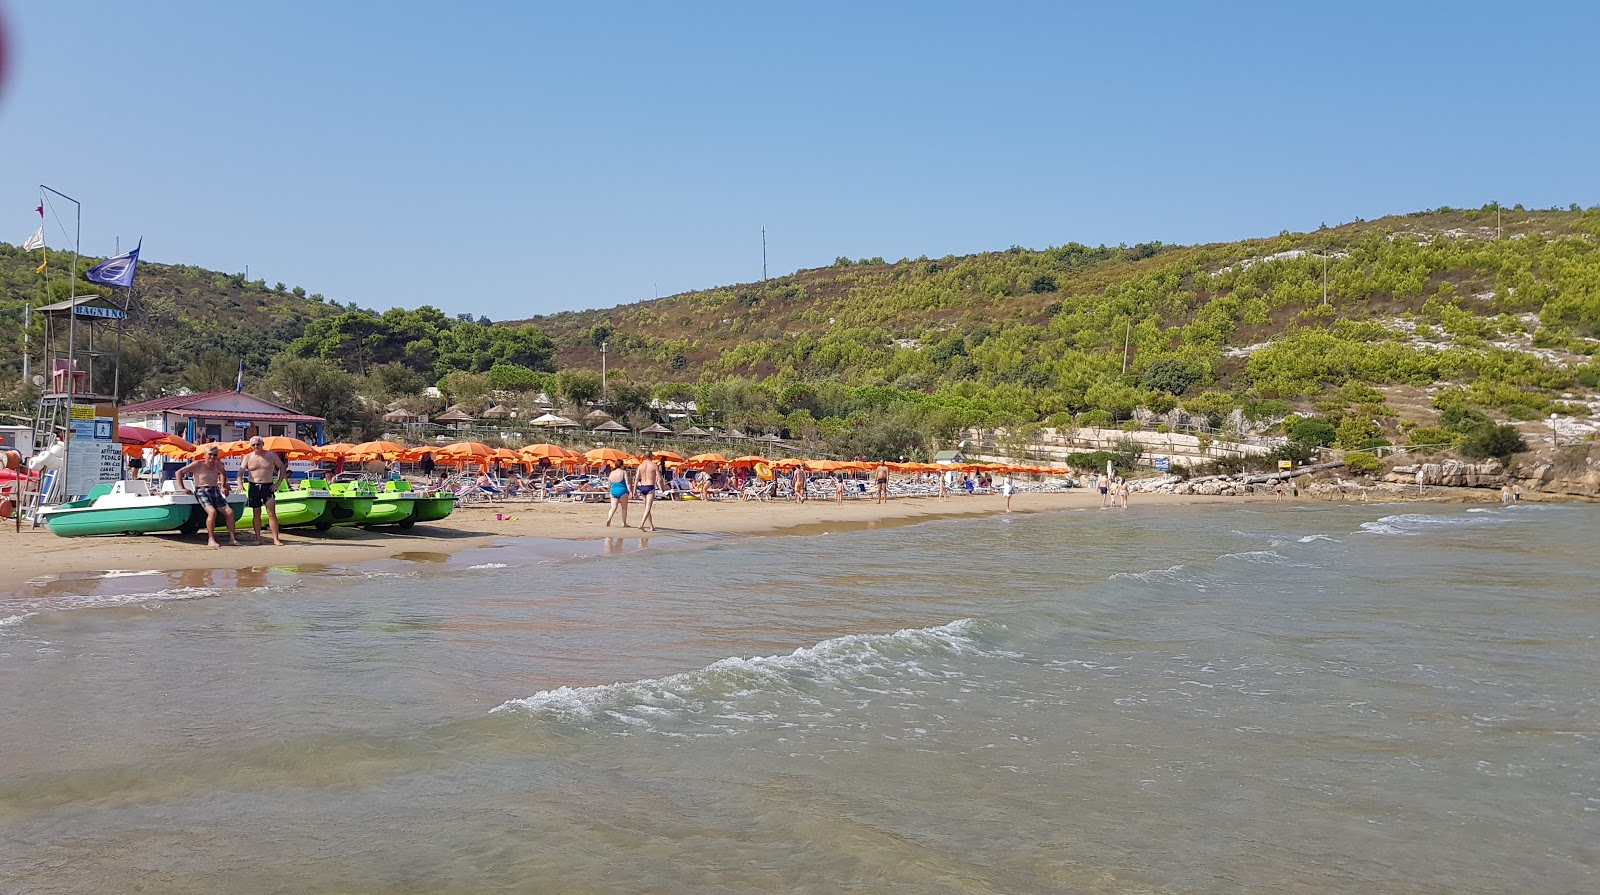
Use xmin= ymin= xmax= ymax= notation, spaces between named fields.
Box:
xmin=235 ymin=359 xmax=245 ymax=393
xmin=85 ymin=239 xmax=140 ymax=288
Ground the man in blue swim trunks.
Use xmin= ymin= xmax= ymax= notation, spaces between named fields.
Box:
xmin=604 ymin=462 xmax=631 ymax=528
xmin=635 ymin=452 xmax=661 ymax=532
xmin=176 ymin=444 xmax=239 ymax=548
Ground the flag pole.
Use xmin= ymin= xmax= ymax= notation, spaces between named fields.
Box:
xmin=40 ymin=185 xmax=81 ymax=499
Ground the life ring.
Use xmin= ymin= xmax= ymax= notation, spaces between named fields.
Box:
xmin=755 ymin=461 xmax=773 ymax=482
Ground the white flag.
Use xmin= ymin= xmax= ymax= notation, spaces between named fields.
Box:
xmin=22 ymin=227 xmax=45 ymax=251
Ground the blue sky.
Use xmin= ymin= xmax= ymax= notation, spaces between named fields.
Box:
xmin=2 ymin=2 xmax=1596 ymax=320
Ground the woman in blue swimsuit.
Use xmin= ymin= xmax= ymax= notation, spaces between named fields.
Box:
xmin=604 ymin=462 xmax=632 ymax=528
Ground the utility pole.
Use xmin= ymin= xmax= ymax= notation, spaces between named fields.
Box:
xmin=761 ymin=225 xmax=768 ymax=282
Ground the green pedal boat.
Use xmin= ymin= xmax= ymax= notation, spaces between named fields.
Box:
xmin=235 ymin=479 xmax=333 ymax=531
xmin=328 ymin=480 xmax=415 ymax=527
xmin=39 ymin=480 xmax=245 ymax=538
xmin=380 ymin=480 xmax=456 ymax=528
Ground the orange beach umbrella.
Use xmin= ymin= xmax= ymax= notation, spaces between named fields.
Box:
xmin=584 ymin=447 xmax=632 ymax=465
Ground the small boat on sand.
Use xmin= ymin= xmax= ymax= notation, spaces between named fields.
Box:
xmin=39 ymin=480 xmax=244 ymax=538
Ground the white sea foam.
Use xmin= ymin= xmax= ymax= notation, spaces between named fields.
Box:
xmin=1217 ymin=550 xmax=1293 ymax=564
xmin=8 ymin=586 xmax=223 ymax=616
xmin=1359 ymin=512 xmax=1508 ymax=537
xmin=1 ymin=613 xmax=34 ymax=628
xmin=1108 ymin=564 xmax=1186 ymax=583
xmin=493 ymin=618 xmax=986 ymax=722
xmin=467 ymin=562 xmax=509 ymax=570
xmin=1297 ymin=534 xmax=1336 ymax=543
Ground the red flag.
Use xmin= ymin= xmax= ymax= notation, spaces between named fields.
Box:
xmin=35 ymin=204 xmax=42 ymax=216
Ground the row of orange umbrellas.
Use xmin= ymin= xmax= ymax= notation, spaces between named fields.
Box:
xmin=147 ymin=437 xmax=1072 ymax=476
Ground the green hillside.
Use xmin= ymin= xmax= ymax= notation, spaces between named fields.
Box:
xmin=3 ymin=203 xmax=1598 ymax=454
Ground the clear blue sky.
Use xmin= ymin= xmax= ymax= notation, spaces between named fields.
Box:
xmin=3 ymin=2 xmax=1596 ymax=320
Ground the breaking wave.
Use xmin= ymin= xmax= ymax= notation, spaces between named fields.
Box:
xmin=1358 ymin=512 xmax=1511 ymax=537
xmin=493 ymin=618 xmax=993 ymax=724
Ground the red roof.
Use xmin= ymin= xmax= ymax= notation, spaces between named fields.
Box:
xmin=121 ymin=389 xmax=324 ymax=422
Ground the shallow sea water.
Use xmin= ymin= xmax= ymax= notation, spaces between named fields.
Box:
xmin=2 ymin=502 xmax=1596 ymax=893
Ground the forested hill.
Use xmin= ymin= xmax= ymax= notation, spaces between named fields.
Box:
xmin=3 ymin=203 xmax=1597 ymax=451
xmin=0 ymin=247 xmax=557 ymax=426
xmin=513 ymin=204 xmax=1600 ymax=441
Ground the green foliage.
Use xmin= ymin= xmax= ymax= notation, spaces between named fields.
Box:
xmin=1461 ymin=424 xmax=1527 ymax=460
xmin=1405 ymin=426 xmax=1458 ymax=447
xmin=1287 ymin=416 xmax=1338 ymax=446
xmin=553 ymin=369 xmax=602 ymax=408
xmin=1334 ymin=416 xmax=1384 ymax=449
xmin=486 ymin=363 xmax=545 ymax=393
xmin=264 ymin=356 xmax=373 ymax=439
xmin=1344 ymin=453 xmax=1384 ymax=474
xmin=1141 ymin=358 xmax=1198 ymax=396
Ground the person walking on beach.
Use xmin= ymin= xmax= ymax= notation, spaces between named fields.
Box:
xmin=1275 ymin=479 xmax=1286 ymax=502
xmin=1001 ymin=474 xmax=1015 ymax=513
xmin=1512 ymin=483 xmax=1523 ymax=502
xmin=1097 ymin=473 xmax=1110 ymax=508
xmin=635 ymin=451 xmax=661 ymax=532
xmin=938 ymin=470 xmax=949 ymax=502
xmin=1119 ymin=477 xmax=1130 ymax=509
xmin=874 ymin=461 xmax=890 ymax=504
xmin=604 ymin=461 xmax=631 ymax=527
xmin=239 ymin=436 xmax=287 ymax=546
xmin=177 ymin=444 xmax=238 ymax=548
xmin=1500 ymin=484 xmax=1511 ymax=503
xmin=792 ymin=465 xmax=807 ymax=504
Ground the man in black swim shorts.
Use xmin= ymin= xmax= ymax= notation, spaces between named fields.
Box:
xmin=239 ymin=436 xmax=288 ymax=546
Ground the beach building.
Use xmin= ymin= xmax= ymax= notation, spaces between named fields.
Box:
xmin=120 ymin=390 xmax=327 ymax=445
xmin=933 ymin=449 xmax=965 ymax=465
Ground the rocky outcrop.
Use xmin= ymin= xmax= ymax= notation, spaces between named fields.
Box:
xmin=1386 ymin=459 xmax=1505 ymax=488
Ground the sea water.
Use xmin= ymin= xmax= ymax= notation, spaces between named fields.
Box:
xmin=2 ymin=503 xmax=1596 ymax=893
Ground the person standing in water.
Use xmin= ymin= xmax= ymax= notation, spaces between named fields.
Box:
xmin=1097 ymin=472 xmax=1110 ymax=508
xmin=635 ymin=452 xmax=661 ymax=532
xmin=239 ymin=436 xmax=287 ymax=546
xmin=1001 ymin=474 xmax=1015 ymax=513
xmin=605 ymin=461 xmax=631 ymax=527
xmin=1119 ymin=477 xmax=1131 ymax=509
xmin=177 ymin=444 xmax=238 ymax=548
xmin=874 ymin=461 xmax=890 ymax=504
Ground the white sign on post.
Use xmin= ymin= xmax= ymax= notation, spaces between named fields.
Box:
xmin=65 ymin=416 xmax=124 ymax=497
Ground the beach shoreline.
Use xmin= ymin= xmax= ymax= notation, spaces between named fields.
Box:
xmin=0 ymin=484 xmax=1535 ymax=594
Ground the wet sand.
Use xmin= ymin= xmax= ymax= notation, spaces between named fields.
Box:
xmin=3 ymin=490 xmax=1251 ymax=591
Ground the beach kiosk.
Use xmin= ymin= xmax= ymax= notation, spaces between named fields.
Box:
xmin=120 ymin=390 xmax=327 ymax=446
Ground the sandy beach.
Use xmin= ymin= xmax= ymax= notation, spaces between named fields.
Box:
xmin=3 ymin=489 xmax=1263 ymax=592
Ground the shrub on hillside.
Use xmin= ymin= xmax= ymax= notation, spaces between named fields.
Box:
xmin=1286 ymin=415 xmax=1337 ymax=446
xmin=1344 ymin=453 xmax=1384 ymax=475
xmin=1067 ymin=451 xmax=1128 ymax=473
xmin=1141 ymin=358 xmax=1198 ymax=396
xmin=1405 ymin=426 xmax=1458 ymax=448
xmin=1077 ymin=409 xmax=1113 ymax=428
xmin=1461 ymin=424 xmax=1528 ymax=460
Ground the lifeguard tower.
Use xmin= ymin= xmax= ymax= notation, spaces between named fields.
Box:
xmin=22 ymin=293 xmax=130 ymax=512
xmin=30 ymin=292 xmax=128 ymax=429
